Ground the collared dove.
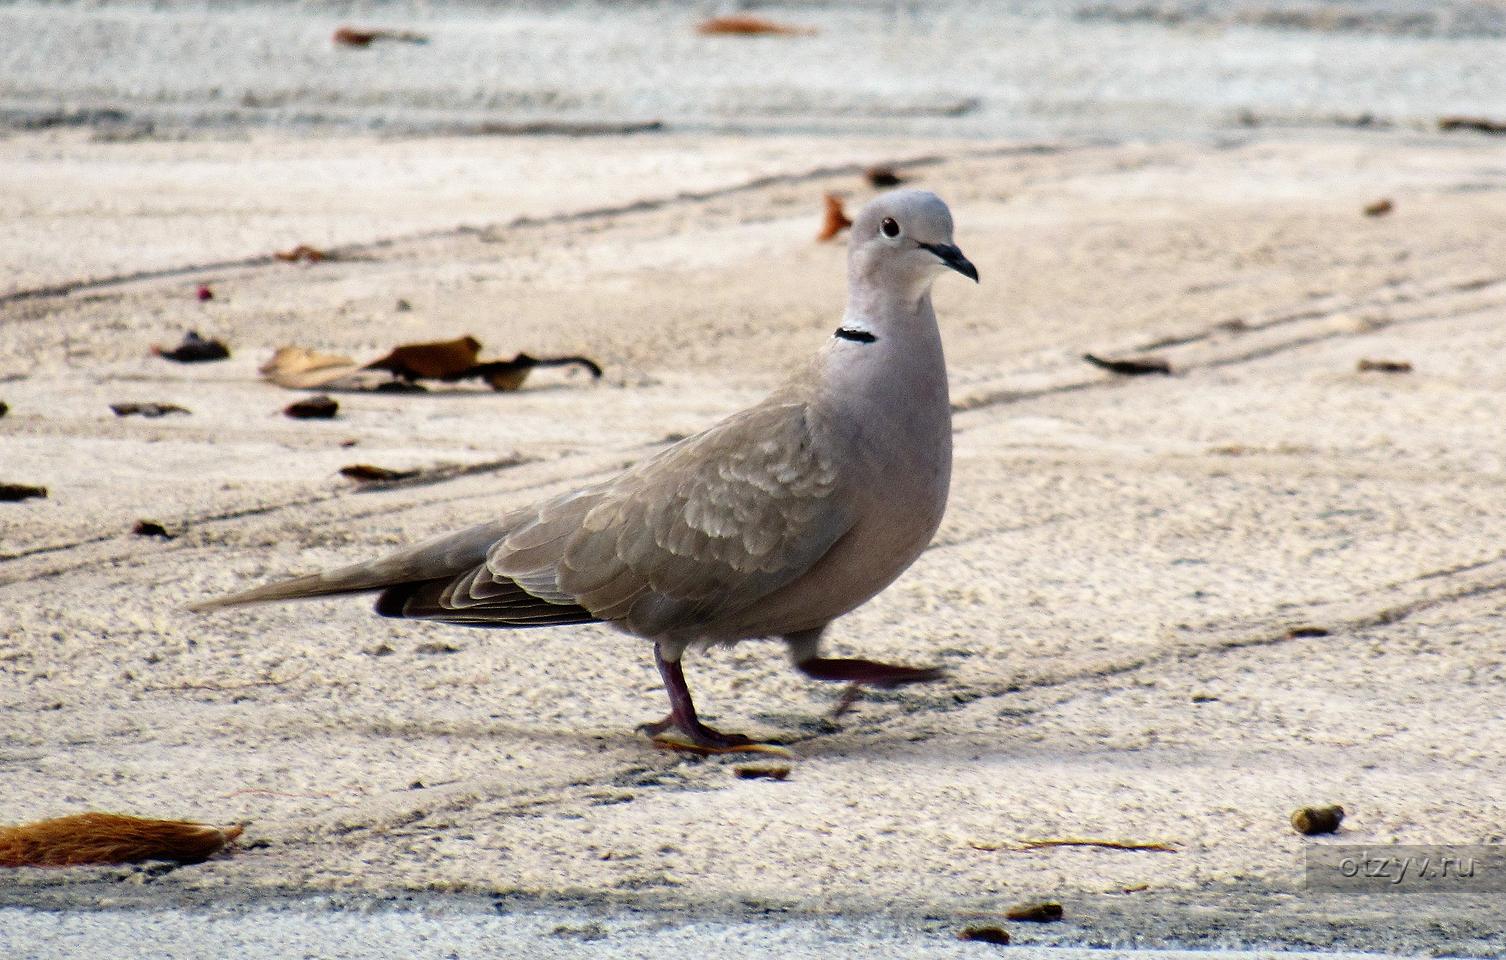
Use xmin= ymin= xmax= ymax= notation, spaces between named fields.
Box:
xmin=194 ymin=190 xmax=978 ymax=750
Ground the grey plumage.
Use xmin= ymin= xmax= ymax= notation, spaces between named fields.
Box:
xmin=195 ymin=189 xmax=977 ymax=749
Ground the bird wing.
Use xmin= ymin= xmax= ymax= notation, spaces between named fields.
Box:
xmin=380 ymin=399 xmax=853 ymax=638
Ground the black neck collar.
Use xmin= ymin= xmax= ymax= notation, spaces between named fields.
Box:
xmin=834 ymin=327 xmax=877 ymax=343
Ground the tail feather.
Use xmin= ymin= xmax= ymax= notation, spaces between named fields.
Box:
xmin=189 ymin=518 xmax=513 ymax=613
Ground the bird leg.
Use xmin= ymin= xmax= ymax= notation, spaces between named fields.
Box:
xmin=639 ymin=641 xmax=760 ymax=751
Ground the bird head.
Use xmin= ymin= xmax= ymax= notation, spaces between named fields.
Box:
xmin=847 ymin=190 xmax=978 ymax=301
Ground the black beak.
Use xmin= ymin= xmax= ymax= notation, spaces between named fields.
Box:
xmin=920 ymin=242 xmax=979 ymax=283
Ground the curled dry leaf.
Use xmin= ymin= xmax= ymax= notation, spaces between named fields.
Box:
xmin=152 ymin=331 xmax=230 ymax=363
xmin=1005 ymin=901 xmax=1064 ymax=922
xmin=1357 ymin=358 xmax=1412 ymax=373
xmin=259 ymin=346 xmax=361 ymax=390
xmin=273 ymin=244 xmax=329 ymax=264
xmin=817 ymin=193 xmax=852 ymax=242
xmin=468 ymin=353 xmax=605 ymax=392
xmin=110 ymin=402 xmax=190 ymax=418
xmin=957 ymin=926 xmax=1010 ymax=945
xmin=1291 ymin=805 xmax=1345 ymax=835
xmin=0 ymin=401 xmax=7 ymax=418
xmin=365 ymin=335 xmax=482 ymax=381
xmin=340 ymin=464 xmax=420 ymax=483
xmin=0 ymin=812 xmax=242 ymax=867
xmin=733 ymin=764 xmax=791 ymax=781
xmin=695 ymin=15 xmax=815 ymax=37
xmin=333 ymin=26 xmax=429 ymax=47
xmin=1439 ymin=116 xmax=1506 ymax=135
xmin=865 ymin=165 xmax=907 ymax=188
xmin=1285 ymin=625 xmax=1330 ymax=639
xmin=284 ymin=395 xmax=339 ymax=420
xmin=0 ymin=483 xmax=47 ymax=503
xmin=1082 ymin=353 xmax=1172 ymax=376
xmin=132 ymin=520 xmax=174 ymax=539
xmin=1363 ymin=198 xmax=1393 ymax=217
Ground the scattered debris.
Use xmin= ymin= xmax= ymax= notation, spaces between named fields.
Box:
xmin=1285 ymin=625 xmax=1331 ymax=639
xmin=0 ymin=813 xmax=242 ymax=867
xmin=1082 ymin=353 xmax=1172 ymax=376
xmin=365 ymin=335 xmax=484 ymax=380
xmin=1363 ymin=198 xmax=1393 ymax=217
xmin=1121 ymin=883 xmax=1150 ymax=894
xmin=865 ymin=165 xmax=908 ymax=188
xmin=260 ymin=346 xmax=361 ymax=390
xmin=971 ymin=837 xmax=1178 ymax=853
xmin=816 ymin=193 xmax=852 ymax=242
xmin=395 ymin=298 xmax=412 ymax=312
xmin=1190 ymin=693 xmax=1220 ymax=703
xmin=333 ymin=26 xmax=429 ymax=48
xmin=132 ymin=520 xmax=174 ymax=539
xmin=1291 ymin=805 xmax=1344 ymax=836
xmin=0 ymin=401 xmax=8 ymax=418
xmin=110 ymin=402 xmax=190 ymax=418
xmin=414 ymin=641 xmax=461 ymax=655
xmin=733 ymin=764 xmax=791 ymax=781
xmin=339 ymin=464 xmax=421 ymax=483
xmin=195 ymin=284 xmax=214 ymax=302
xmin=153 ymin=331 xmax=229 ymax=363
xmin=1357 ymin=358 xmax=1412 ymax=374
xmin=957 ymin=926 xmax=1010 ymax=945
xmin=695 ymin=15 xmax=815 ymax=37
xmin=1439 ymin=116 xmax=1506 ymax=136
xmin=273 ymin=244 xmax=329 ymax=264
xmin=366 ymin=643 xmax=394 ymax=657
xmin=262 ymin=336 xmax=602 ymax=393
xmin=284 ymin=395 xmax=339 ymax=420
xmin=1005 ymin=901 xmax=1064 ymax=922
xmin=0 ymin=483 xmax=47 ymax=503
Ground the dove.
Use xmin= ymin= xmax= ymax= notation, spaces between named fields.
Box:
xmin=194 ymin=189 xmax=978 ymax=750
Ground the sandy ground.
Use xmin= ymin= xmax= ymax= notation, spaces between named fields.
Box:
xmin=4 ymin=127 xmax=1506 ymax=955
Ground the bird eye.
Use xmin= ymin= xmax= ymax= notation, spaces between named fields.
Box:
xmin=879 ymin=217 xmax=901 ymax=239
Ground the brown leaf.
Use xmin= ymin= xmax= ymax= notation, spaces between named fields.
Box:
xmin=957 ymin=926 xmax=1010 ymax=945
xmin=110 ymin=402 xmax=191 ymax=418
xmin=152 ymin=331 xmax=230 ymax=363
xmin=865 ymin=165 xmax=907 ymax=188
xmin=1357 ymin=358 xmax=1412 ymax=373
xmin=273 ymin=244 xmax=329 ymax=264
xmin=284 ymin=395 xmax=339 ymax=420
xmin=1439 ymin=115 xmax=1506 ymax=135
xmin=1082 ymin=353 xmax=1172 ymax=376
xmin=363 ymin=335 xmax=482 ymax=381
xmin=816 ymin=193 xmax=852 ymax=242
xmin=339 ymin=464 xmax=420 ymax=483
xmin=333 ymin=26 xmax=429 ymax=47
xmin=732 ymin=764 xmax=791 ymax=781
xmin=695 ymin=15 xmax=814 ymax=37
xmin=1005 ymin=901 xmax=1064 ymax=922
xmin=0 ymin=813 xmax=242 ymax=867
xmin=0 ymin=483 xmax=47 ymax=503
xmin=132 ymin=520 xmax=174 ymax=539
xmin=1363 ymin=198 xmax=1393 ymax=217
xmin=259 ymin=346 xmax=362 ymax=390
xmin=1291 ymin=805 xmax=1345 ymax=835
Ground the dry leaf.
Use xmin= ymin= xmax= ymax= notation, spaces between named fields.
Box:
xmin=1439 ymin=116 xmax=1506 ymax=135
xmin=340 ymin=464 xmax=420 ymax=483
xmin=695 ymin=15 xmax=814 ymax=37
xmin=1291 ymin=805 xmax=1344 ymax=835
xmin=1005 ymin=901 xmax=1064 ymax=922
xmin=364 ymin=335 xmax=482 ymax=381
xmin=816 ymin=193 xmax=852 ymax=242
xmin=1082 ymin=353 xmax=1171 ymax=376
xmin=284 ymin=395 xmax=339 ymax=420
xmin=0 ymin=483 xmax=47 ymax=503
xmin=273 ymin=244 xmax=329 ymax=264
xmin=971 ymin=837 xmax=1178 ymax=853
xmin=132 ymin=520 xmax=174 ymax=539
xmin=865 ymin=165 xmax=907 ymax=188
xmin=110 ymin=402 xmax=190 ymax=418
xmin=1363 ymin=198 xmax=1393 ymax=217
xmin=152 ymin=331 xmax=229 ymax=363
xmin=0 ymin=813 xmax=242 ymax=867
xmin=733 ymin=764 xmax=791 ymax=781
xmin=957 ymin=926 xmax=1010 ymax=945
xmin=468 ymin=353 xmax=604 ymax=392
xmin=333 ymin=26 xmax=429 ymax=47
xmin=196 ymin=284 xmax=213 ymax=301
xmin=259 ymin=346 xmax=361 ymax=390
xmin=1357 ymin=358 xmax=1412 ymax=373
